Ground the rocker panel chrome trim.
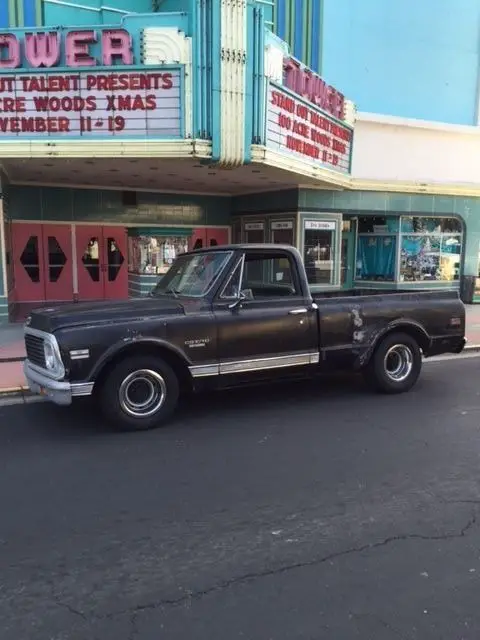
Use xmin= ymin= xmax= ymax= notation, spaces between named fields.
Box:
xmin=189 ymin=352 xmax=320 ymax=378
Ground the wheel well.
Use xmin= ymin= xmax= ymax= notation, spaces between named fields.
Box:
xmin=93 ymin=343 xmax=193 ymax=395
xmin=375 ymin=325 xmax=430 ymax=355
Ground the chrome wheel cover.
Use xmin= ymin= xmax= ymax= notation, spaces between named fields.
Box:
xmin=384 ymin=344 xmax=414 ymax=383
xmin=119 ymin=369 xmax=167 ymax=418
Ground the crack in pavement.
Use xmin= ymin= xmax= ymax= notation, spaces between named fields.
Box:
xmin=99 ymin=512 xmax=477 ymax=625
xmin=53 ymin=594 xmax=88 ymax=621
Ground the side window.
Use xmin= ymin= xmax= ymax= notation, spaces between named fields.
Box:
xmin=242 ymin=253 xmax=299 ymax=298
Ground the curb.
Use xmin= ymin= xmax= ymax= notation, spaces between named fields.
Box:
xmin=1 ymin=344 xmax=479 ymax=403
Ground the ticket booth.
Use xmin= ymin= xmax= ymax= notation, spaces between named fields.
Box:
xmin=232 ymin=212 xmax=343 ymax=291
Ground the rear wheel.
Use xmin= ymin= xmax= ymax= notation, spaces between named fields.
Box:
xmin=365 ymin=332 xmax=422 ymax=394
xmin=98 ymin=356 xmax=180 ymax=431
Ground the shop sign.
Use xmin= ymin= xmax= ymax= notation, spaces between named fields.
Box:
xmin=271 ymin=221 xmax=293 ymax=230
xmin=283 ymin=57 xmax=345 ymax=121
xmin=266 ymin=84 xmax=352 ymax=174
xmin=0 ymin=28 xmax=183 ymax=138
xmin=245 ymin=222 xmax=264 ymax=230
xmin=305 ymin=220 xmax=336 ymax=231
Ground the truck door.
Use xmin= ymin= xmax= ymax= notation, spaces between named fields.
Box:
xmin=212 ymin=249 xmax=319 ymax=374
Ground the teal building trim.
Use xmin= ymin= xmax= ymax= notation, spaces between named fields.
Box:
xmin=210 ymin=1 xmax=222 ymax=160
xmin=192 ymin=0 xmax=213 ymax=139
xmin=246 ymin=3 xmax=266 ymax=156
xmin=8 ymin=186 xmax=233 ymax=227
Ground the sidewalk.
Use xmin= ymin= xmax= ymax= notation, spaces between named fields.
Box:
xmin=2 ymin=305 xmax=480 ymax=395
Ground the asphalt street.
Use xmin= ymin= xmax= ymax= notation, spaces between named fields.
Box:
xmin=1 ymin=357 xmax=480 ymax=640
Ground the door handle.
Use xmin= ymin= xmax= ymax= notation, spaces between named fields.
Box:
xmin=289 ymin=308 xmax=308 ymax=315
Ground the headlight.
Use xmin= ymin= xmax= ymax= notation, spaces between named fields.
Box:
xmin=43 ymin=336 xmax=65 ymax=377
xmin=44 ymin=341 xmax=56 ymax=370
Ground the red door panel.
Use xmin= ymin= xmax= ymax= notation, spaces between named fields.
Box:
xmin=206 ymin=228 xmax=230 ymax=247
xmin=75 ymin=226 xmax=104 ymax=300
xmin=42 ymin=225 xmax=73 ymax=302
xmin=189 ymin=228 xmax=207 ymax=251
xmin=103 ymin=227 xmax=128 ymax=300
xmin=12 ymin=223 xmax=45 ymax=302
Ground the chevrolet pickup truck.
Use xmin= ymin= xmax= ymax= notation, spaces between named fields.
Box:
xmin=23 ymin=244 xmax=466 ymax=431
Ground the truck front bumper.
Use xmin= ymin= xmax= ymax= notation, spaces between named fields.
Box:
xmin=24 ymin=360 xmax=94 ymax=406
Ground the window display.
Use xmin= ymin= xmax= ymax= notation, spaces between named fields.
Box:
xmin=356 ymin=236 xmax=397 ymax=281
xmin=128 ymin=232 xmax=189 ymax=276
xmin=399 ymin=217 xmax=462 ymax=282
xmin=355 ymin=216 xmax=463 ymax=284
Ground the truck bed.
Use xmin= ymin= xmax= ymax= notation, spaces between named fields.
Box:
xmin=311 ymin=288 xmax=465 ymax=362
xmin=312 ymin=288 xmax=460 ymax=301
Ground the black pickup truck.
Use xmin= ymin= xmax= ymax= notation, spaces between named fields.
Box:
xmin=23 ymin=244 xmax=466 ymax=431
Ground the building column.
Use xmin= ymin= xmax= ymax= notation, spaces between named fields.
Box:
xmin=216 ymin=0 xmax=247 ymax=167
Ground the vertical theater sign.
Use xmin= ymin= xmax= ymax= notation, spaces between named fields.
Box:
xmin=0 ymin=28 xmax=182 ymax=137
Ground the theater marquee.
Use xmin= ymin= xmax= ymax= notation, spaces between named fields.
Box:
xmin=0 ymin=28 xmax=183 ymax=138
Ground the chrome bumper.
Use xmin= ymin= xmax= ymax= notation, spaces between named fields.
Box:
xmin=23 ymin=360 xmax=94 ymax=406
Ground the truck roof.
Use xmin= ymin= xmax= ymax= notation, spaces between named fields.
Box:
xmin=188 ymin=243 xmax=295 ymax=253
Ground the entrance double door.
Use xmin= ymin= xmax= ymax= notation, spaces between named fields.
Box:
xmin=12 ymin=223 xmax=128 ymax=303
xmin=12 ymin=223 xmax=73 ymax=303
xmin=75 ymin=226 xmax=127 ymax=300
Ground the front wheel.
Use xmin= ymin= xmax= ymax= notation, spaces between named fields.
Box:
xmin=98 ymin=356 xmax=180 ymax=431
xmin=364 ymin=332 xmax=422 ymax=394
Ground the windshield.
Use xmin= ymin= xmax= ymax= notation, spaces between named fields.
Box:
xmin=151 ymin=251 xmax=232 ymax=298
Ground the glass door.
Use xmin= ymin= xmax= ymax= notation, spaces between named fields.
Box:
xmin=244 ymin=221 xmax=265 ymax=243
xmin=299 ymin=214 xmax=342 ymax=288
xmin=270 ymin=219 xmax=295 ymax=245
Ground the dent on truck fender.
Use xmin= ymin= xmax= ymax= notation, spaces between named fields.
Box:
xmin=351 ymin=307 xmax=366 ymax=343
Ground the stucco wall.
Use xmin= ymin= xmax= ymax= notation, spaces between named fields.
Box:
xmin=352 ymin=114 xmax=480 ymax=187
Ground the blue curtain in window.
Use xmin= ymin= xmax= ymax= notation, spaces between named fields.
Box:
xmin=357 ymin=236 xmax=396 ymax=280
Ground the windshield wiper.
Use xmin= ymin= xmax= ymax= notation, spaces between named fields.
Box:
xmin=164 ymin=287 xmax=179 ymax=298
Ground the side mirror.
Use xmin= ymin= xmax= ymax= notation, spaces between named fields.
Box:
xmin=228 ymin=291 xmax=247 ymax=311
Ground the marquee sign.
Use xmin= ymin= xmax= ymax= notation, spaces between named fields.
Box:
xmin=266 ymin=83 xmax=353 ymax=174
xmin=0 ymin=70 xmax=181 ymax=137
xmin=0 ymin=27 xmax=183 ymax=138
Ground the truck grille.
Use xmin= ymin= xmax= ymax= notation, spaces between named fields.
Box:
xmin=25 ymin=334 xmax=46 ymax=368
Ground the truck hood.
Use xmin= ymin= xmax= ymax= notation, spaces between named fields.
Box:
xmin=26 ymin=297 xmax=185 ymax=333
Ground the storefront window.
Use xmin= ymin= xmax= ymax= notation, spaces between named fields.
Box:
xmin=399 ymin=217 xmax=462 ymax=282
xmin=128 ymin=233 xmax=189 ymax=276
xmin=303 ymin=221 xmax=336 ymax=285
xmin=400 ymin=217 xmax=461 ymax=234
xmin=356 ymin=236 xmax=397 ymax=281
xmin=354 ymin=215 xmax=463 ymax=284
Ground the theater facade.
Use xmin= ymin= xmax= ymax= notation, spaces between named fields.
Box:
xmin=1 ymin=2 xmax=475 ymax=324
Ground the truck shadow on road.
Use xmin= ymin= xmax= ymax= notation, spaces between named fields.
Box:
xmin=1 ymin=369 xmax=434 ymax=440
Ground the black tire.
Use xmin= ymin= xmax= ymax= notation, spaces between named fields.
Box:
xmin=364 ymin=332 xmax=422 ymax=394
xmin=98 ymin=355 xmax=180 ymax=431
